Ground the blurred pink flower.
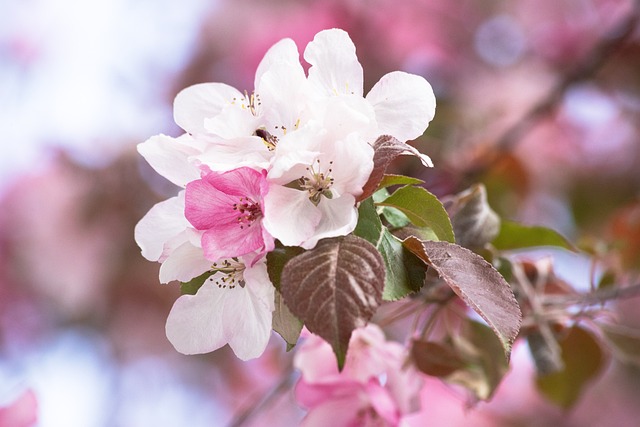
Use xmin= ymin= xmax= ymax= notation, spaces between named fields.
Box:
xmin=0 ymin=389 xmax=37 ymax=427
xmin=294 ymin=325 xmax=422 ymax=426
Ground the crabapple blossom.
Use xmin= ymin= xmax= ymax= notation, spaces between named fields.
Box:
xmin=295 ymin=325 xmax=423 ymax=426
xmin=262 ymin=123 xmax=374 ymax=248
xmin=185 ymin=166 xmax=274 ymax=263
xmin=165 ymin=255 xmax=275 ymax=360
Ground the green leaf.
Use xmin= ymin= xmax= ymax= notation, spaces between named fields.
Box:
xmin=403 ymin=237 xmax=522 ymax=358
xmin=266 ymin=242 xmax=305 ymax=291
xmin=180 ymin=271 xmax=210 ymax=295
xmin=280 ymin=235 xmax=385 ymax=370
xmin=378 ymin=185 xmax=455 ymax=243
xmin=272 ymin=290 xmax=303 ymax=350
xmin=353 ymin=197 xmax=383 ymax=245
xmin=492 ymin=221 xmax=576 ymax=252
xmin=536 ymin=326 xmax=605 ymax=408
xmin=378 ymin=229 xmax=427 ymax=300
xmin=377 ymin=174 xmax=424 ymax=190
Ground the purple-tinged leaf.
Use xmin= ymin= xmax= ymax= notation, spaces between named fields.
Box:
xmin=443 ymin=184 xmax=500 ymax=248
xmin=536 ymin=326 xmax=605 ymax=408
xmin=280 ymin=235 xmax=385 ymax=369
xmin=411 ymin=340 xmax=466 ymax=377
xmin=358 ymin=135 xmax=433 ymax=202
xmin=403 ymin=237 xmax=522 ymax=358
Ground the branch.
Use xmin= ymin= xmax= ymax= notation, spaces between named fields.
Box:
xmin=465 ymin=4 xmax=640 ymax=178
xmin=226 ymin=367 xmax=297 ymax=427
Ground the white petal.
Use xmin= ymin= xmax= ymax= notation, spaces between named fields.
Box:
xmin=225 ymin=261 xmax=275 ymax=360
xmin=259 ymin=61 xmax=309 ymax=133
xmin=318 ymin=133 xmax=374 ymax=197
xmin=366 ymin=71 xmax=436 ymax=142
xmin=313 ymin=95 xmax=376 ymax=140
xmin=195 ymin=136 xmax=272 ymax=172
xmin=174 ymin=83 xmax=243 ymax=135
xmin=203 ymin=103 xmax=261 ymax=139
xmin=165 ymin=279 xmax=225 ymax=354
xmin=159 ymin=242 xmax=212 ymax=284
xmin=254 ymin=38 xmax=301 ymax=89
xmin=137 ymin=134 xmax=201 ymax=187
xmin=262 ymin=186 xmax=321 ymax=247
xmin=134 ymin=193 xmax=190 ymax=261
xmin=301 ymin=195 xmax=358 ymax=249
xmin=304 ymin=29 xmax=363 ymax=97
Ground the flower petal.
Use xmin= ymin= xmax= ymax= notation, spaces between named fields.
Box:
xmin=174 ymin=83 xmax=243 ymax=135
xmin=366 ymin=71 xmax=436 ymax=142
xmin=159 ymin=241 xmax=212 ymax=284
xmin=304 ymin=29 xmax=363 ymax=97
xmin=224 ymin=260 xmax=275 ymax=360
xmin=195 ymin=136 xmax=272 ymax=172
xmin=317 ymin=133 xmax=374 ymax=197
xmin=254 ymin=37 xmax=302 ymax=90
xmin=204 ymin=102 xmax=261 ymax=139
xmin=301 ymin=195 xmax=358 ymax=249
xmin=201 ymin=221 xmax=268 ymax=261
xmin=165 ymin=279 xmax=226 ymax=354
xmin=262 ymin=186 xmax=321 ymax=247
xmin=137 ymin=134 xmax=201 ymax=187
xmin=134 ymin=193 xmax=190 ymax=261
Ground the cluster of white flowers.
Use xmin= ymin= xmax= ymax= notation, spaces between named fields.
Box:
xmin=134 ymin=29 xmax=435 ymax=360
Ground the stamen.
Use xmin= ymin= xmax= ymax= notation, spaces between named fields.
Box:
xmin=233 ymin=196 xmax=262 ymax=229
xmin=299 ymin=159 xmax=335 ymax=206
xmin=208 ymin=259 xmax=246 ymax=289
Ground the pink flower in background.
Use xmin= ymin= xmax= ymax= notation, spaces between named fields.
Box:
xmin=0 ymin=389 xmax=38 ymax=427
xmin=294 ymin=325 xmax=423 ymax=426
xmin=185 ymin=167 xmax=274 ymax=263
xmin=165 ymin=256 xmax=274 ymax=360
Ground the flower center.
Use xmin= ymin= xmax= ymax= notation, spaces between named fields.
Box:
xmin=232 ymin=90 xmax=261 ymax=116
xmin=232 ymin=197 xmax=262 ymax=229
xmin=254 ymin=128 xmax=278 ymax=151
xmin=299 ymin=159 xmax=335 ymax=206
xmin=209 ymin=259 xmax=246 ymax=289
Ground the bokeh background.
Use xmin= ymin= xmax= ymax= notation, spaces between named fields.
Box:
xmin=2 ymin=0 xmax=640 ymax=426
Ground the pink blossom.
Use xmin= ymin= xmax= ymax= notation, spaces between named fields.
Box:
xmin=0 ymin=389 xmax=38 ymax=427
xmin=185 ymin=167 xmax=274 ymax=263
xmin=294 ymin=325 xmax=423 ymax=426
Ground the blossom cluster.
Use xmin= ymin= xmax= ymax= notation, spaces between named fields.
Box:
xmin=134 ymin=29 xmax=435 ymax=360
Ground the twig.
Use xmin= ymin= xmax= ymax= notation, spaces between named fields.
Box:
xmin=542 ymin=282 xmax=640 ymax=307
xmin=227 ymin=368 xmax=297 ymax=427
xmin=466 ymin=4 xmax=640 ymax=178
